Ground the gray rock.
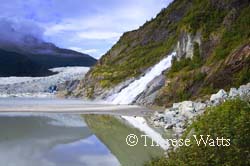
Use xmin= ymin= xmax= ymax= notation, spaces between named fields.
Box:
xmin=229 ymin=88 xmax=239 ymax=98
xmin=153 ymin=120 xmax=165 ymax=127
xmin=164 ymin=111 xmax=176 ymax=124
xmin=175 ymin=101 xmax=195 ymax=118
xmin=238 ymin=84 xmax=250 ymax=97
xmin=193 ymin=102 xmax=206 ymax=111
xmin=210 ymin=89 xmax=228 ymax=104
xmin=165 ymin=123 xmax=175 ymax=129
xmin=135 ymin=74 xmax=165 ymax=105
xmin=151 ymin=100 xmax=207 ymax=137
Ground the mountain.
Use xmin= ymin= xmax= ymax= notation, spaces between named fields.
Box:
xmin=0 ymin=49 xmax=54 ymax=77
xmin=0 ymin=36 xmax=97 ymax=77
xmin=72 ymin=0 xmax=250 ymax=106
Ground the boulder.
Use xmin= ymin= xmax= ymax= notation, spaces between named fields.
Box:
xmin=164 ymin=111 xmax=176 ymax=125
xmin=210 ymin=89 xmax=228 ymax=104
xmin=153 ymin=121 xmax=165 ymax=127
xmin=165 ymin=123 xmax=174 ymax=129
xmin=238 ymin=84 xmax=250 ymax=97
xmin=193 ymin=102 xmax=206 ymax=111
xmin=229 ymin=88 xmax=239 ymax=98
xmin=174 ymin=101 xmax=195 ymax=118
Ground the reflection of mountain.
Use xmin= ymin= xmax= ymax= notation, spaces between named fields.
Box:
xmin=84 ymin=115 xmax=164 ymax=166
xmin=0 ymin=36 xmax=97 ymax=77
xmin=0 ymin=115 xmax=91 ymax=143
xmin=0 ymin=115 xmax=91 ymax=166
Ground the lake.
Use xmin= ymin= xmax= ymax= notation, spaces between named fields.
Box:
xmin=0 ymin=98 xmax=165 ymax=166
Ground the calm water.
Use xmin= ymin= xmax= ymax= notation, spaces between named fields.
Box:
xmin=0 ymin=99 xmax=164 ymax=166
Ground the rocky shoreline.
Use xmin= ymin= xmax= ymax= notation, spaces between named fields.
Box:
xmin=150 ymin=82 xmax=250 ymax=138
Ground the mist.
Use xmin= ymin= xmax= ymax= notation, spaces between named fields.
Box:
xmin=0 ymin=18 xmax=45 ymax=50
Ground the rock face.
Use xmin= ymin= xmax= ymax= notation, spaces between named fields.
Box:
xmin=176 ymin=32 xmax=201 ymax=59
xmin=151 ymin=82 xmax=250 ymax=137
xmin=134 ymin=74 xmax=166 ymax=105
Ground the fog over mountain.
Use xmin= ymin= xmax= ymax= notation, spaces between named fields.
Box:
xmin=0 ymin=19 xmax=43 ymax=47
xmin=0 ymin=18 xmax=97 ymax=77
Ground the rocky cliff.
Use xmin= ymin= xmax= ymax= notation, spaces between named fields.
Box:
xmin=72 ymin=0 xmax=250 ymax=106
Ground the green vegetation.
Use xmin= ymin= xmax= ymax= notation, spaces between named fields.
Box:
xmin=192 ymin=42 xmax=202 ymax=67
xmin=85 ymin=86 xmax=94 ymax=98
xmin=145 ymin=99 xmax=250 ymax=166
xmin=234 ymin=65 xmax=250 ymax=87
xmin=214 ymin=6 xmax=250 ymax=60
xmin=180 ymin=0 xmax=228 ymax=38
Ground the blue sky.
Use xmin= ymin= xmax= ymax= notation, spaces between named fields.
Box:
xmin=1 ymin=0 xmax=172 ymax=58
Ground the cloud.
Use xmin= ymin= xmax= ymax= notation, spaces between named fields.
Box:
xmin=0 ymin=0 xmax=173 ymax=58
xmin=79 ymin=154 xmax=120 ymax=166
xmin=77 ymin=31 xmax=121 ymax=40
xmin=69 ymin=47 xmax=98 ymax=54
xmin=0 ymin=18 xmax=45 ymax=49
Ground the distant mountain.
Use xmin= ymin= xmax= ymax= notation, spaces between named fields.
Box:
xmin=0 ymin=49 xmax=54 ymax=77
xmin=0 ymin=35 xmax=97 ymax=77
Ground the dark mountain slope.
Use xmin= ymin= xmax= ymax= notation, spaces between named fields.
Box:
xmin=0 ymin=49 xmax=53 ymax=77
xmin=18 ymin=37 xmax=97 ymax=68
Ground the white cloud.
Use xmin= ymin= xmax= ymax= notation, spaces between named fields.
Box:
xmin=41 ymin=0 xmax=173 ymax=59
xmin=79 ymin=154 xmax=120 ymax=166
xmin=77 ymin=31 xmax=121 ymax=40
xmin=43 ymin=0 xmax=169 ymax=38
xmin=69 ymin=47 xmax=98 ymax=54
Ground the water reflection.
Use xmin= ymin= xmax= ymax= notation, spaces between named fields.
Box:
xmin=85 ymin=115 xmax=164 ymax=166
xmin=0 ymin=114 xmax=120 ymax=166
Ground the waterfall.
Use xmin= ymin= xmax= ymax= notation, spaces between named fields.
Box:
xmin=106 ymin=52 xmax=176 ymax=150
xmin=109 ymin=52 xmax=175 ymax=104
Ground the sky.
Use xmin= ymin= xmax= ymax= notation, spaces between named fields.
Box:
xmin=0 ymin=0 xmax=172 ymax=59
